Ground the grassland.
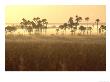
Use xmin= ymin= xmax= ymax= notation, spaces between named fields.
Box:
xmin=5 ymin=34 xmax=106 ymax=71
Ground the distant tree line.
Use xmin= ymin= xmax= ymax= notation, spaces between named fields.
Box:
xmin=5 ymin=16 xmax=106 ymax=35
xmin=57 ymin=15 xmax=106 ymax=35
xmin=5 ymin=17 xmax=48 ymax=35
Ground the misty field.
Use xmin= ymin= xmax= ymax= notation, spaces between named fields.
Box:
xmin=5 ymin=34 xmax=106 ymax=71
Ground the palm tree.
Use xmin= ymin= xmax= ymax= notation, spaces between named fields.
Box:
xmin=68 ymin=17 xmax=74 ymax=30
xmin=20 ymin=22 xmax=25 ymax=29
xmin=74 ymin=15 xmax=82 ymax=35
xmin=33 ymin=17 xmax=40 ymax=24
xmin=42 ymin=19 xmax=48 ymax=33
xmin=85 ymin=17 xmax=89 ymax=35
xmin=100 ymin=25 xmax=106 ymax=34
xmin=96 ymin=19 xmax=100 ymax=35
xmin=27 ymin=20 xmax=33 ymax=34
xmin=22 ymin=18 xmax=27 ymax=28
xmin=79 ymin=26 xmax=86 ymax=35
xmin=5 ymin=26 xmax=17 ymax=33
xmin=37 ymin=20 xmax=42 ymax=33
xmin=33 ymin=17 xmax=40 ymax=32
xmin=31 ymin=21 xmax=38 ymax=34
xmin=75 ymin=15 xmax=82 ymax=29
xmin=88 ymin=27 xmax=92 ymax=35
xmin=21 ymin=18 xmax=29 ymax=34
xmin=63 ymin=23 xmax=68 ymax=35
xmin=56 ymin=28 xmax=59 ymax=35
xmin=59 ymin=25 xmax=64 ymax=35
xmin=70 ymin=30 xmax=74 ymax=36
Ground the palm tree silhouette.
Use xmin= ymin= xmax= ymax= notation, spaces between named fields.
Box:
xmin=21 ymin=18 xmax=29 ymax=34
xmin=42 ymin=19 xmax=48 ymax=34
xmin=5 ymin=26 xmax=17 ymax=33
xmin=85 ymin=17 xmax=89 ymax=35
xmin=95 ymin=19 xmax=100 ymax=35
xmin=27 ymin=20 xmax=33 ymax=34
xmin=37 ymin=20 xmax=42 ymax=33
xmin=88 ymin=27 xmax=92 ymax=35
xmin=100 ymin=25 xmax=106 ymax=34
xmin=33 ymin=17 xmax=40 ymax=32
xmin=75 ymin=15 xmax=82 ymax=29
xmin=79 ymin=26 xmax=86 ymax=35
xmin=63 ymin=23 xmax=68 ymax=35
xmin=33 ymin=17 xmax=40 ymax=24
xmin=20 ymin=22 xmax=25 ymax=29
xmin=22 ymin=18 xmax=28 ymax=29
xmin=56 ymin=28 xmax=59 ymax=35
xmin=68 ymin=17 xmax=74 ymax=31
xmin=59 ymin=25 xmax=64 ymax=35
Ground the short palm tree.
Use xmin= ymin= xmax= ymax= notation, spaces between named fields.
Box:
xmin=79 ymin=26 xmax=86 ymax=35
xmin=56 ymin=28 xmax=59 ymax=35
xmin=70 ymin=30 xmax=74 ymax=36
xmin=63 ymin=23 xmax=68 ymax=35
xmin=100 ymin=25 xmax=106 ymax=34
xmin=42 ymin=19 xmax=48 ymax=33
xmin=88 ymin=27 xmax=92 ymax=35
xmin=59 ymin=25 xmax=64 ymax=35
xmin=5 ymin=26 xmax=17 ymax=33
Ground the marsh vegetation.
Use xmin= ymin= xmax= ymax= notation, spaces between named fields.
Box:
xmin=5 ymin=15 xmax=106 ymax=71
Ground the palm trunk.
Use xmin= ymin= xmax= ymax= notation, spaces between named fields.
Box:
xmin=97 ymin=23 xmax=98 ymax=35
xmin=87 ymin=21 xmax=88 ymax=35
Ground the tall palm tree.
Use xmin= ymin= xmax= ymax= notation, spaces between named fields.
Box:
xmin=75 ymin=15 xmax=82 ymax=29
xmin=21 ymin=18 xmax=29 ymax=34
xmin=96 ymin=19 xmax=100 ymax=35
xmin=74 ymin=15 xmax=82 ymax=35
xmin=85 ymin=17 xmax=89 ymax=35
xmin=33 ymin=17 xmax=40 ymax=32
xmin=68 ymin=17 xmax=74 ymax=30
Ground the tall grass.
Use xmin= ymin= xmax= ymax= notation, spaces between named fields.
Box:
xmin=5 ymin=35 xmax=106 ymax=71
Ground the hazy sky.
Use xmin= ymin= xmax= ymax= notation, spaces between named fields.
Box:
xmin=6 ymin=5 xmax=106 ymax=23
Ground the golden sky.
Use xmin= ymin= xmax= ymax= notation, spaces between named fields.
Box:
xmin=6 ymin=5 xmax=106 ymax=23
